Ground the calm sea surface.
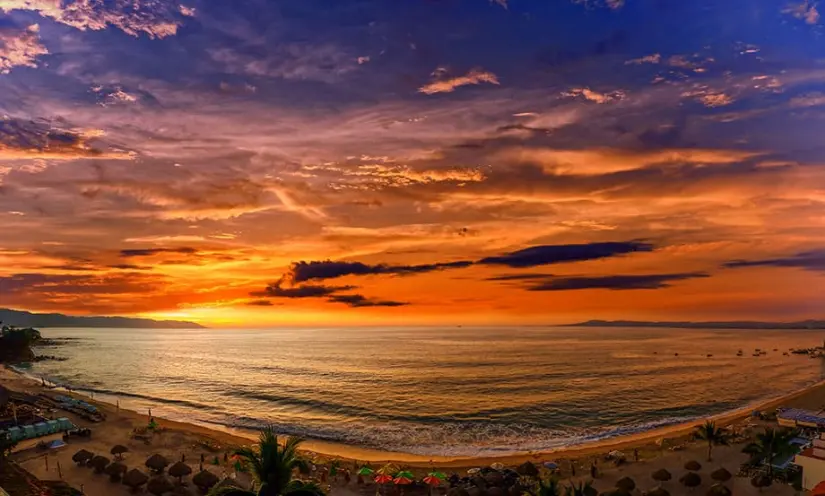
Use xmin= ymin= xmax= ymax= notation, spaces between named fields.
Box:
xmin=18 ymin=326 xmax=825 ymax=456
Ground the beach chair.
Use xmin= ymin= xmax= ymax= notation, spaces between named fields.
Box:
xmin=22 ymin=425 xmax=36 ymax=439
xmin=33 ymin=422 xmax=49 ymax=437
xmin=7 ymin=427 xmax=23 ymax=442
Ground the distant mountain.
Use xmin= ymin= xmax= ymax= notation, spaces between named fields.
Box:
xmin=567 ymin=320 xmax=825 ymax=330
xmin=0 ymin=308 xmax=206 ymax=329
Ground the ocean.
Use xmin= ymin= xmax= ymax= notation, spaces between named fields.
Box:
xmin=17 ymin=326 xmax=825 ymax=457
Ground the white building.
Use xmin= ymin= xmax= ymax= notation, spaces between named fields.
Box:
xmin=794 ymin=434 xmax=825 ymax=490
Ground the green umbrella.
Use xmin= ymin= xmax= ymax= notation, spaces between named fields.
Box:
xmin=358 ymin=466 xmax=375 ymax=476
xmin=395 ymin=470 xmax=414 ymax=479
xmin=429 ymin=471 xmax=447 ymax=480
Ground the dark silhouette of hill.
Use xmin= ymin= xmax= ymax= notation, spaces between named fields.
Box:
xmin=567 ymin=319 xmax=825 ymax=329
xmin=0 ymin=308 xmax=205 ymax=329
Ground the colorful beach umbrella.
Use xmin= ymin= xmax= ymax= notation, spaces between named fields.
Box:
xmin=394 ymin=476 xmax=414 ymax=485
xmin=374 ymin=474 xmax=394 ymax=484
xmin=358 ymin=466 xmax=375 ymax=476
xmin=428 ymin=471 xmax=447 ymax=480
xmin=377 ymin=464 xmax=397 ymax=476
xmin=423 ymin=476 xmax=442 ymax=486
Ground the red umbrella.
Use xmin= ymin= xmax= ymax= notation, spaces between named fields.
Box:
xmin=423 ymin=476 xmax=441 ymax=486
xmin=394 ymin=476 xmax=413 ymax=485
xmin=375 ymin=474 xmax=394 ymax=484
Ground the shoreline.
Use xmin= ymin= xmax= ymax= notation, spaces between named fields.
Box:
xmin=4 ymin=364 xmax=824 ymax=467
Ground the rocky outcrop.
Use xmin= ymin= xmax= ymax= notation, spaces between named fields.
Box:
xmin=0 ymin=326 xmax=40 ymax=363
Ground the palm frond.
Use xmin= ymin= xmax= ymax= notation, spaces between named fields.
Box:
xmin=206 ymin=486 xmax=255 ymax=496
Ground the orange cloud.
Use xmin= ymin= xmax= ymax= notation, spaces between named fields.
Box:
xmin=561 ymin=87 xmax=626 ymax=104
xmin=418 ymin=68 xmax=500 ymax=94
xmin=0 ymin=0 xmax=183 ymax=38
xmin=0 ymin=23 xmax=47 ymax=74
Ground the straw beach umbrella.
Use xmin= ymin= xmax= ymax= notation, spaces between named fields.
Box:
xmin=706 ymin=483 xmax=731 ymax=496
xmin=750 ymin=475 xmax=771 ymax=491
xmin=111 ymin=445 xmax=129 ymax=460
xmin=615 ymin=477 xmax=636 ymax=492
xmin=72 ymin=449 xmax=94 ymax=466
xmin=192 ymin=470 xmax=219 ymax=492
xmin=168 ymin=461 xmax=192 ymax=483
xmin=90 ymin=455 xmax=111 ymax=474
xmin=684 ymin=460 xmax=702 ymax=471
xmin=680 ymin=472 xmax=701 ymax=490
xmin=599 ymin=490 xmax=631 ymax=496
xmin=123 ymin=468 xmax=149 ymax=491
xmin=105 ymin=461 xmax=127 ymax=482
xmin=652 ymin=468 xmax=672 ymax=483
xmin=517 ymin=461 xmax=539 ymax=477
xmin=146 ymin=454 xmax=170 ymax=474
xmin=148 ymin=476 xmax=174 ymax=495
xmin=710 ymin=468 xmax=731 ymax=483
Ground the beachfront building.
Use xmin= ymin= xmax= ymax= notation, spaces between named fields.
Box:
xmin=794 ymin=433 xmax=825 ymax=490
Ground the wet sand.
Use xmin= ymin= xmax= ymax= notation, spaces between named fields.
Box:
xmin=3 ymin=365 xmax=824 ymax=495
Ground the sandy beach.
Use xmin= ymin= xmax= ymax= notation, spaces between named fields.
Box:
xmin=3 ymin=365 xmax=823 ymax=495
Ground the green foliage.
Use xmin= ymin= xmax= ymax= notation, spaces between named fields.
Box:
xmin=528 ymin=476 xmax=561 ymax=496
xmin=208 ymin=426 xmax=324 ymax=496
xmin=0 ymin=325 xmax=42 ymax=353
xmin=564 ymin=480 xmax=594 ymax=496
xmin=0 ymin=431 xmax=17 ymax=459
xmin=693 ymin=420 xmax=730 ymax=461
xmin=742 ymin=427 xmax=797 ymax=478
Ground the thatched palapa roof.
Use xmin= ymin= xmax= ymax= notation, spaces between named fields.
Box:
xmin=168 ymin=461 xmax=193 ymax=479
xmin=122 ymin=468 xmax=149 ymax=488
xmin=710 ymin=468 xmax=732 ymax=482
xmin=680 ymin=472 xmax=702 ymax=488
xmin=72 ymin=449 xmax=94 ymax=464
xmin=615 ymin=477 xmax=636 ymax=491
xmin=192 ymin=470 xmax=220 ymax=490
xmin=145 ymin=453 xmax=170 ymax=472
xmin=89 ymin=455 xmax=110 ymax=473
xmin=147 ymin=475 xmax=174 ymax=496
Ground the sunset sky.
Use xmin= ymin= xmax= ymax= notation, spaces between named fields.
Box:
xmin=1 ymin=0 xmax=824 ymax=326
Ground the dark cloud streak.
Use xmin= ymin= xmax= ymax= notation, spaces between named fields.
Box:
xmin=120 ymin=247 xmax=198 ymax=257
xmin=479 ymin=241 xmax=653 ymax=268
xmin=724 ymin=250 xmax=825 ymax=272
xmin=525 ymin=272 xmax=709 ymax=291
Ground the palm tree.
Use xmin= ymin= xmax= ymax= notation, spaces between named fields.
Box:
xmin=208 ymin=427 xmax=325 ymax=496
xmin=565 ymin=480 xmax=595 ymax=496
xmin=742 ymin=427 xmax=796 ymax=479
xmin=693 ymin=420 xmax=730 ymax=461
xmin=0 ymin=431 xmax=17 ymax=461
xmin=528 ymin=476 xmax=562 ymax=496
